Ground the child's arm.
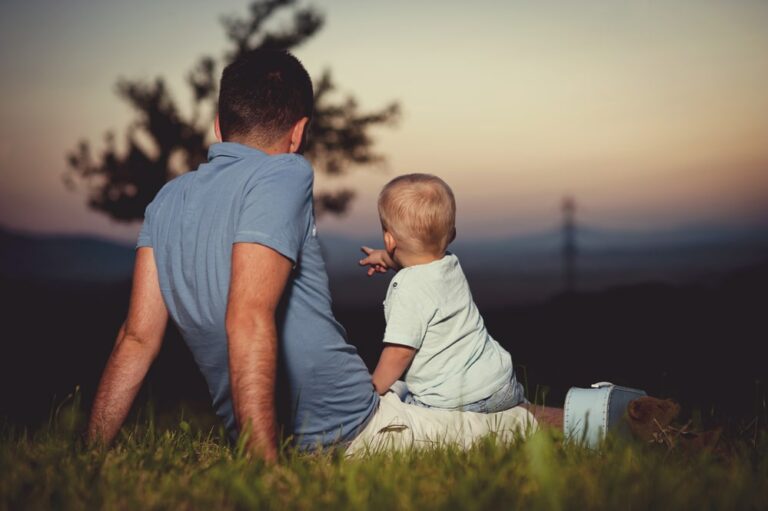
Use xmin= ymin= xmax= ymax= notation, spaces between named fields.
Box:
xmin=371 ymin=344 xmax=416 ymax=395
xmin=359 ymin=246 xmax=399 ymax=276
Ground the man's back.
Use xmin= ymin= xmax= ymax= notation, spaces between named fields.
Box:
xmin=138 ymin=142 xmax=378 ymax=448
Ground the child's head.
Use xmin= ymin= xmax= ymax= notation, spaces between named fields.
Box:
xmin=378 ymin=173 xmax=456 ymax=258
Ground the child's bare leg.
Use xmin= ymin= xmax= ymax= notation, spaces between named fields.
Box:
xmin=521 ymin=404 xmax=564 ymax=430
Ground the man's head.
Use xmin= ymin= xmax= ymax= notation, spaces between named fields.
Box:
xmin=378 ymin=173 xmax=456 ymax=257
xmin=217 ymin=49 xmax=313 ymax=153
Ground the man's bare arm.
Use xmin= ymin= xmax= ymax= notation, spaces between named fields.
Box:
xmin=87 ymin=247 xmax=168 ymax=445
xmin=226 ymin=243 xmax=292 ymax=462
xmin=371 ymin=344 xmax=417 ymax=395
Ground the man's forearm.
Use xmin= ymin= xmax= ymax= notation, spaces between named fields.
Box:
xmin=87 ymin=325 xmax=159 ymax=444
xmin=228 ymin=319 xmax=278 ymax=461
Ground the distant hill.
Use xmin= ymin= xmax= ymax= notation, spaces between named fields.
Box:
xmin=0 ymin=228 xmax=135 ymax=283
xmin=320 ymin=223 xmax=768 ymax=305
xmin=2 ymin=223 xmax=766 ymax=304
xmin=320 ymin=222 xmax=768 ymax=273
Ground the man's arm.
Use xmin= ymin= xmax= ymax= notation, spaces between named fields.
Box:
xmin=226 ymin=242 xmax=293 ymax=462
xmin=371 ymin=344 xmax=417 ymax=395
xmin=87 ymin=247 xmax=168 ymax=445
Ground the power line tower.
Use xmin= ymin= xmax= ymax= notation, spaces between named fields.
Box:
xmin=562 ymin=196 xmax=578 ymax=293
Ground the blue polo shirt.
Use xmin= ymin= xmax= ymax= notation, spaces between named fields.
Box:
xmin=137 ymin=142 xmax=378 ymax=448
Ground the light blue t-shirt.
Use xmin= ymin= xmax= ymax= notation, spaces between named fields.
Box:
xmin=383 ymin=254 xmax=513 ymax=408
xmin=137 ymin=142 xmax=378 ymax=449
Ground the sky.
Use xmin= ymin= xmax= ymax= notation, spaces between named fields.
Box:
xmin=1 ymin=0 xmax=767 ymax=243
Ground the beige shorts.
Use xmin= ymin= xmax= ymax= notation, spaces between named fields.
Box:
xmin=345 ymin=391 xmax=537 ymax=456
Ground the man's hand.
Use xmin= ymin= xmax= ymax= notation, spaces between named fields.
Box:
xmin=371 ymin=344 xmax=416 ymax=395
xmin=87 ymin=247 xmax=168 ymax=446
xmin=359 ymin=246 xmax=398 ymax=276
xmin=226 ymin=243 xmax=293 ymax=463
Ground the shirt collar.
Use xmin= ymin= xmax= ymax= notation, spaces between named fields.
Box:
xmin=207 ymin=142 xmax=268 ymax=161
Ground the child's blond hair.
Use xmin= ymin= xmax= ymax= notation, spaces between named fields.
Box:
xmin=378 ymin=173 xmax=456 ymax=253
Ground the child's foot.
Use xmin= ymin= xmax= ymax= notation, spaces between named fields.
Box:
xmin=625 ymin=396 xmax=681 ymax=442
xmin=627 ymin=397 xmax=724 ymax=453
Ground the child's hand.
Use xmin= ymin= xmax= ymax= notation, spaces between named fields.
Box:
xmin=359 ymin=246 xmax=395 ymax=276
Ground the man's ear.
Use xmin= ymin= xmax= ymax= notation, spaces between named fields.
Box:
xmin=384 ymin=231 xmax=397 ymax=254
xmin=214 ymin=116 xmax=222 ymax=142
xmin=289 ymin=117 xmax=310 ymax=154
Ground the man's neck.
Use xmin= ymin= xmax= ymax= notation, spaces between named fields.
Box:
xmin=225 ymin=135 xmax=291 ymax=155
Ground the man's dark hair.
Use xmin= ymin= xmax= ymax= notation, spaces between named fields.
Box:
xmin=218 ymin=49 xmax=314 ymax=145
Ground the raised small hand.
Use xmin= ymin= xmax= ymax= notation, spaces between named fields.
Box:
xmin=359 ymin=246 xmax=394 ymax=277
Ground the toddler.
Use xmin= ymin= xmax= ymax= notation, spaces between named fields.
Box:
xmin=359 ymin=173 xmax=526 ymax=412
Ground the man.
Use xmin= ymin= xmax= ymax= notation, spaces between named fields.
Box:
xmin=87 ymin=50 xmax=538 ymax=461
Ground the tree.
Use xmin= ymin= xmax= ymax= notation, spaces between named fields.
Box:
xmin=65 ymin=0 xmax=400 ymax=221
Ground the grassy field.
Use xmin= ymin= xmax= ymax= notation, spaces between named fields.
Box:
xmin=1 ymin=393 xmax=767 ymax=511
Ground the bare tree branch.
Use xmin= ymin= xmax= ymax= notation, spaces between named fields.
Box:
xmin=66 ymin=0 xmax=399 ymax=222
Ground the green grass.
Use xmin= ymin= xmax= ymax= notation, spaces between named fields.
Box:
xmin=2 ymin=393 xmax=767 ymax=511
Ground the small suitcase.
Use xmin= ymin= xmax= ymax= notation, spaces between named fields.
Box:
xmin=564 ymin=382 xmax=646 ymax=447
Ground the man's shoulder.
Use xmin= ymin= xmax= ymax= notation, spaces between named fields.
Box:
xmin=159 ymin=171 xmax=195 ymax=197
xmin=146 ymin=172 xmax=195 ymax=211
xmin=233 ymin=154 xmax=314 ymax=212
xmin=256 ymin=153 xmax=314 ymax=184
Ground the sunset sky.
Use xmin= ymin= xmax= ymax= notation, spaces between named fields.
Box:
xmin=1 ymin=0 xmax=767 ymax=243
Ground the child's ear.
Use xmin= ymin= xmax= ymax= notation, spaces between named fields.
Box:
xmin=384 ymin=231 xmax=397 ymax=253
xmin=449 ymin=227 xmax=456 ymax=244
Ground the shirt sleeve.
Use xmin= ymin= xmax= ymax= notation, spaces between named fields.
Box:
xmin=234 ymin=155 xmax=314 ymax=265
xmin=136 ymin=202 xmax=154 ymax=249
xmin=382 ymin=283 xmax=436 ymax=350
